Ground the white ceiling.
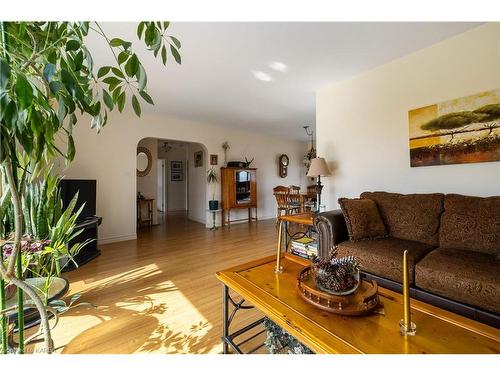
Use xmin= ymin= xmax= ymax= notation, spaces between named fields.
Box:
xmin=86 ymin=22 xmax=481 ymax=140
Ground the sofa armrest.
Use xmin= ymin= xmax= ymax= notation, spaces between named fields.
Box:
xmin=314 ymin=209 xmax=349 ymax=258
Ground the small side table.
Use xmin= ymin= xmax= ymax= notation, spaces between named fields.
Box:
xmin=275 ymin=212 xmax=315 ymax=273
xmin=137 ymin=198 xmax=155 ymax=227
xmin=207 ymin=209 xmax=222 ymax=230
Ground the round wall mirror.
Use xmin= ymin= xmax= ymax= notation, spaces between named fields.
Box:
xmin=137 ymin=147 xmax=152 ymax=177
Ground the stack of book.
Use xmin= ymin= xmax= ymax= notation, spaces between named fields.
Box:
xmin=290 ymin=236 xmax=318 ymax=259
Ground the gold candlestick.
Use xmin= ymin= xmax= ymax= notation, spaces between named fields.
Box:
xmin=399 ymin=250 xmax=416 ymax=335
xmin=275 ymin=220 xmax=283 ymax=273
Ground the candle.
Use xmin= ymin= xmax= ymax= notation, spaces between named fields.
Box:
xmin=275 ymin=220 xmax=283 ymax=273
xmin=403 ymin=250 xmax=411 ymax=328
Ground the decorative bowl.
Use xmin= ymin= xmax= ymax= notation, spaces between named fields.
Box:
xmin=315 ymin=269 xmax=361 ymax=296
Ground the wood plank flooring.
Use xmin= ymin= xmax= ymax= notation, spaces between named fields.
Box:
xmin=32 ymin=213 xmax=279 ymax=354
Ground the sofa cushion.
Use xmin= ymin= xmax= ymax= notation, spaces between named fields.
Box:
xmin=415 ymin=248 xmax=500 ymax=314
xmin=439 ymin=194 xmax=500 ymax=255
xmin=338 ymin=198 xmax=388 ymax=241
xmin=336 ymin=238 xmax=434 ymax=284
xmin=360 ymin=192 xmax=444 ymax=246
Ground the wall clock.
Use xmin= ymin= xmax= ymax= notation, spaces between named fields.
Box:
xmin=278 ymin=154 xmax=289 ymax=178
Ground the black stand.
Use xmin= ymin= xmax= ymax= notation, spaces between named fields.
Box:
xmin=222 ymin=285 xmax=265 ymax=354
xmin=62 ymin=216 xmax=102 ymax=272
xmin=315 ymin=175 xmax=324 ymax=211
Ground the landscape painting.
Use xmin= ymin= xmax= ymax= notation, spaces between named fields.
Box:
xmin=408 ymin=89 xmax=500 ymax=167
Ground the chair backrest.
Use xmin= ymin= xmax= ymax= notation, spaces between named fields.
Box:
xmin=273 ymin=186 xmax=290 ymax=208
xmin=273 ymin=186 xmax=289 ymax=193
xmin=307 ymin=185 xmax=318 ymax=199
xmin=289 ymin=185 xmax=300 ymax=194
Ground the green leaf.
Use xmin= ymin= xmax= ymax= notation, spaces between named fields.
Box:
xmin=137 ymin=22 xmax=145 ymax=39
xmin=103 ymin=89 xmax=114 ymax=111
xmin=110 ymin=38 xmax=125 ymax=47
xmin=125 ymin=54 xmax=139 ymax=77
xmin=117 ymin=51 xmax=128 ymax=65
xmin=163 ymin=21 xmax=170 ymax=29
xmin=145 ymin=23 xmax=156 ymax=45
xmin=170 ymin=36 xmax=181 ymax=49
xmin=103 ymin=76 xmax=121 ymax=86
xmin=111 ymin=67 xmax=124 ymax=79
xmin=170 ymin=45 xmax=181 ymax=64
xmin=139 ymin=90 xmax=154 ymax=105
xmin=132 ymin=94 xmax=141 ymax=117
xmin=43 ymin=63 xmax=56 ymax=83
xmin=112 ymin=87 xmax=121 ymax=102
xmin=61 ymin=69 xmax=76 ymax=95
xmin=50 ymin=300 xmax=67 ymax=307
xmin=97 ymin=66 xmax=110 ymax=79
xmin=117 ymin=91 xmax=125 ymax=112
xmin=70 ymin=294 xmax=82 ymax=304
xmin=110 ymin=38 xmax=131 ymax=49
xmin=67 ymin=135 xmax=75 ymax=161
xmin=161 ymin=45 xmax=167 ymax=65
xmin=74 ymin=51 xmax=84 ymax=71
xmin=0 ymin=59 xmax=10 ymax=91
xmin=15 ymin=74 xmax=33 ymax=110
xmin=49 ymin=81 xmax=63 ymax=94
xmin=137 ymin=64 xmax=147 ymax=91
xmin=66 ymin=39 xmax=80 ymax=51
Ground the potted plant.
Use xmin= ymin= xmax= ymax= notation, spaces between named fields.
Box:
xmin=207 ymin=168 xmax=219 ymax=210
xmin=0 ymin=21 xmax=181 ymax=354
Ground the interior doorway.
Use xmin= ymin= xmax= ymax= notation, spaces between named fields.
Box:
xmin=136 ymin=137 xmax=207 ymax=232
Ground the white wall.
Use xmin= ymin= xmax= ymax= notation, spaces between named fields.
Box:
xmin=316 ymin=23 xmax=500 ymax=211
xmin=160 ymin=143 xmax=188 ymax=212
xmin=188 ymin=143 xmax=207 ymax=223
xmin=61 ymin=112 xmax=307 ymax=243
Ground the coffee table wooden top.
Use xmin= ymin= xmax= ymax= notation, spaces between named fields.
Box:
xmin=216 ymin=254 xmax=500 ymax=354
xmin=279 ymin=212 xmax=314 ymax=225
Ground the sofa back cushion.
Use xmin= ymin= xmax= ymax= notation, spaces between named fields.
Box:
xmin=338 ymin=198 xmax=388 ymax=241
xmin=439 ymin=194 xmax=500 ymax=254
xmin=360 ymin=191 xmax=444 ymax=246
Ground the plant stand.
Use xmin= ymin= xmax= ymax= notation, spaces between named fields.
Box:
xmin=4 ymin=277 xmax=68 ymax=332
xmin=207 ymin=209 xmax=221 ymax=230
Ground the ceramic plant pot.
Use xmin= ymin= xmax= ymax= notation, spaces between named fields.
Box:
xmin=209 ymin=200 xmax=219 ymax=210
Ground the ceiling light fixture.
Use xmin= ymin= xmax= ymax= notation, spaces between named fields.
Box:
xmin=252 ymin=70 xmax=272 ymax=82
xmin=269 ymin=61 xmax=288 ymax=72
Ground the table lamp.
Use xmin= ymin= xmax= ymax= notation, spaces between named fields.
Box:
xmin=306 ymin=157 xmax=331 ymax=211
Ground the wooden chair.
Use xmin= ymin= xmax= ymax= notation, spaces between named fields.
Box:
xmin=287 ymin=186 xmax=303 ymax=213
xmin=304 ymin=185 xmax=318 ymax=211
xmin=273 ymin=186 xmax=301 ymax=221
xmin=307 ymin=185 xmax=318 ymax=201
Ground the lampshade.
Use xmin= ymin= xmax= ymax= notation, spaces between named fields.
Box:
xmin=307 ymin=157 xmax=331 ymax=177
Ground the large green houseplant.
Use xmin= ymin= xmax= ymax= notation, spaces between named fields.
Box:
xmin=0 ymin=21 xmax=181 ymax=354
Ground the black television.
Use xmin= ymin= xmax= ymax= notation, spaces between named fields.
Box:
xmin=59 ymin=179 xmax=96 ymax=221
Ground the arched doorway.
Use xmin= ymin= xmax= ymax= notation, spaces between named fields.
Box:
xmin=136 ymin=137 xmax=208 ymax=233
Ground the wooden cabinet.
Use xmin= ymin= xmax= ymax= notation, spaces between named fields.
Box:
xmin=221 ymin=167 xmax=258 ymax=226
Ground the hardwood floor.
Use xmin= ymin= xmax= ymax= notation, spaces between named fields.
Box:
xmin=33 ymin=213 xmax=279 ymax=354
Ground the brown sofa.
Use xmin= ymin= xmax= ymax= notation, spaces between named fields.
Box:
xmin=314 ymin=191 xmax=500 ymax=327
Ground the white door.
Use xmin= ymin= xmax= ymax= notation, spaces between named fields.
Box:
xmin=157 ymin=159 xmax=165 ymax=211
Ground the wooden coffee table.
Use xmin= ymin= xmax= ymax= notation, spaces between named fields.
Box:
xmin=216 ymin=253 xmax=500 ymax=354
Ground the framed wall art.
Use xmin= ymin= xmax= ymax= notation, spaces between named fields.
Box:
xmin=194 ymin=151 xmax=203 ymax=167
xmin=409 ymin=89 xmax=500 ymax=167
xmin=210 ymin=154 xmax=218 ymax=165
xmin=171 ymin=160 xmax=183 ymax=171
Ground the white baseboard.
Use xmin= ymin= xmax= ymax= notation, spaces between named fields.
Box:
xmin=258 ymin=214 xmax=276 ymax=221
xmin=188 ymin=215 xmax=206 ymax=225
xmin=98 ymin=234 xmax=137 ymax=245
